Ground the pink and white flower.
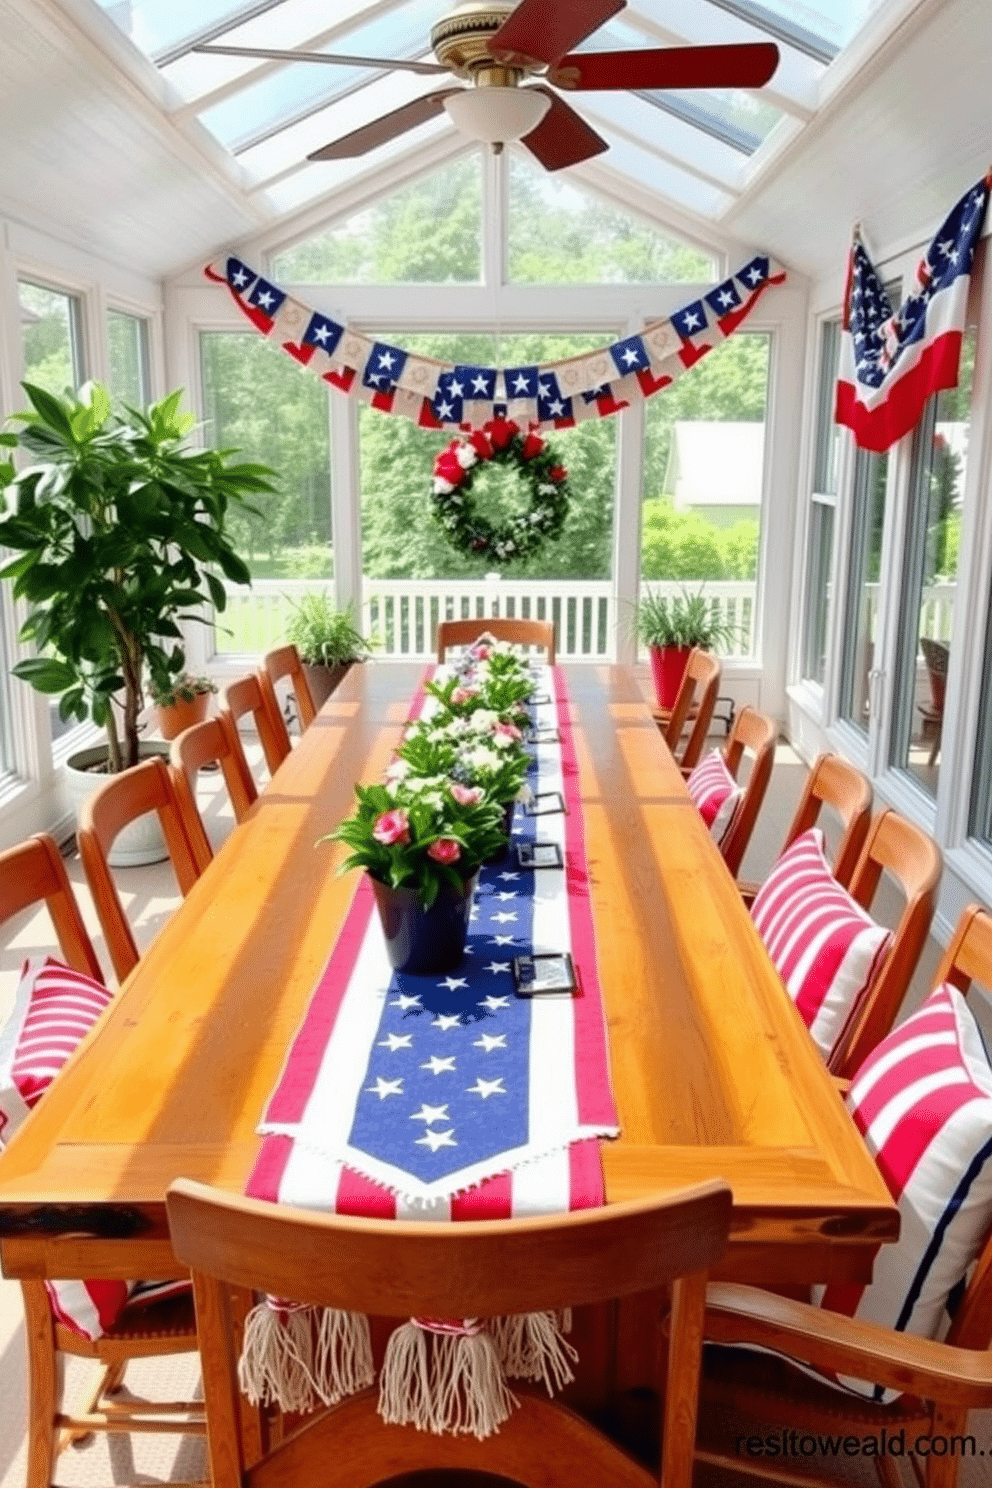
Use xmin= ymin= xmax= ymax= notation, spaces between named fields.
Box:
xmin=427 ymin=838 xmax=461 ymax=864
xmin=450 ymin=782 xmax=484 ymax=806
xmin=372 ymin=808 xmax=410 ymax=846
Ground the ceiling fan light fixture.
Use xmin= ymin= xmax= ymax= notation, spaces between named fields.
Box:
xmin=443 ymin=85 xmax=549 ymax=143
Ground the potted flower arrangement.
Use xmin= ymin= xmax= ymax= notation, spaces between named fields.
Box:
xmin=148 ymin=672 xmax=217 ymax=741
xmin=0 ymin=381 xmax=273 ymax=861
xmin=637 ymin=585 xmax=735 ymax=710
xmin=328 ymin=634 xmax=538 ymax=973
xmin=283 ymin=592 xmax=370 ymax=709
xmin=329 ymin=774 xmax=507 ymax=974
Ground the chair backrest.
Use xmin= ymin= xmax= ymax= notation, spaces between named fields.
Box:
xmin=169 ymin=715 xmax=258 ymax=875
xmin=436 ymin=618 xmax=555 ymax=665
xmin=220 ymin=672 xmax=291 ymax=780
xmin=665 ymin=648 xmax=722 ymax=772
xmin=76 ymin=756 xmax=201 ymax=983
xmin=263 ymin=643 xmax=317 ymax=730
xmin=719 ymin=707 xmax=776 ymax=878
xmin=830 ymin=807 xmax=943 ymax=1077
xmin=780 ymin=753 xmax=873 ymax=890
xmin=168 ymin=1176 xmax=731 ymax=1488
xmin=0 ymin=833 xmax=103 ymax=981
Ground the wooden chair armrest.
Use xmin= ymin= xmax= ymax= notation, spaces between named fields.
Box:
xmin=705 ymin=1282 xmax=992 ymax=1407
xmin=831 ymin=1075 xmax=851 ymax=1096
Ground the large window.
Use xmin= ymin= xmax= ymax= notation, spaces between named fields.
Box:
xmin=358 ymin=331 xmax=617 ymax=657
xmin=837 ymin=447 xmax=888 ymax=735
xmin=800 ymin=319 xmax=841 ymax=685
xmin=888 ymin=343 xmax=971 ymax=794
xmin=507 ymin=154 xmax=714 ymax=284
xmin=200 ymin=332 xmax=333 ymax=654
xmin=640 ymin=333 xmax=770 ymax=656
xmin=272 ymin=155 xmax=483 ymax=284
xmin=18 ymin=280 xmax=84 ymax=396
xmin=106 ymin=309 xmax=150 ymax=406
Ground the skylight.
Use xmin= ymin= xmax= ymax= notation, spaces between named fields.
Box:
xmin=92 ymin=0 xmax=894 ymax=228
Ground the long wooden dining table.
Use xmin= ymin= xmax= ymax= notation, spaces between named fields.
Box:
xmin=0 ymin=664 xmax=897 ymax=1356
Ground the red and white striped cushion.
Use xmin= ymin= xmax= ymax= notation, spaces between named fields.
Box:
xmin=750 ymin=829 xmax=891 ymax=1060
xmin=813 ymin=983 xmax=992 ymax=1398
xmin=0 ymin=957 xmax=191 ymax=1339
xmin=686 ymin=749 xmax=742 ymax=846
xmin=0 ymin=956 xmax=113 ymax=1147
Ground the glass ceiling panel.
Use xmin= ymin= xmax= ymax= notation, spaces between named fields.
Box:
xmin=92 ymin=0 xmax=894 ymax=223
xmin=581 ymin=93 xmax=748 ymax=184
xmin=262 ymin=117 xmax=452 ymax=215
xmin=237 ymin=68 xmax=441 ymax=182
xmin=199 ymin=2 xmax=439 ymax=149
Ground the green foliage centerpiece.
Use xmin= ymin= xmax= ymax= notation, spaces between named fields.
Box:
xmin=327 ymin=636 xmax=537 ymax=973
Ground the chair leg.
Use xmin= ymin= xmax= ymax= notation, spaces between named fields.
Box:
xmin=21 ymin=1282 xmax=58 ymax=1488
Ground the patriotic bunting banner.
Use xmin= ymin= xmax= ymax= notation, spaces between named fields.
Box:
xmin=835 ymin=173 xmax=990 ymax=454
xmin=205 ymin=253 xmax=787 ymax=432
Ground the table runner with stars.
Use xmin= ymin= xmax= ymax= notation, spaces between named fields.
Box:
xmin=241 ymin=665 xmax=619 ymax=1434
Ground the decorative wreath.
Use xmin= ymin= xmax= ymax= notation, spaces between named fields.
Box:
xmin=431 ymin=417 xmax=570 ymax=565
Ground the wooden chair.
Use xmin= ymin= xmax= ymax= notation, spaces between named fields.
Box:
xmin=221 ymin=671 xmax=292 ymax=780
xmin=0 ymin=833 xmax=104 ymax=982
xmin=166 ymin=1177 xmax=733 ymax=1488
xmin=436 ymin=617 xmax=556 ymax=665
xmin=738 ymin=753 xmax=873 ymax=907
xmin=263 ymin=643 xmax=317 ymax=731
xmin=718 ymin=707 xmax=777 ymax=879
xmin=699 ymin=905 xmax=992 ymax=1488
xmin=829 ymin=808 xmax=942 ymax=1077
xmin=0 ymin=836 xmax=202 ymax=1488
xmin=663 ymin=648 xmax=722 ymax=773
xmin=76 ymin=756 xmax=201 ymax=983
xmin=169 ymin=713 xmax=258 ymax=875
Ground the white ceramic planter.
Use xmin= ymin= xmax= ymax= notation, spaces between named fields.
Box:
xmin=64 ymin=743 xmax=171 ymax=867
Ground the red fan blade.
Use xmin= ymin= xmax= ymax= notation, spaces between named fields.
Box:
xmin=488 ymin=0 xmax=626 ymax=68
xmin=520 ymin=88 xmax=609 ymax=172
xmin=549 ymin=41 xmax=780 ymax=91
xmin=307 ymin=89 xmax=460 ymax=159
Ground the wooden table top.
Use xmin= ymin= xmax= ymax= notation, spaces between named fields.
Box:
xmin=0 ymin=663 xmax=897 ymax=1286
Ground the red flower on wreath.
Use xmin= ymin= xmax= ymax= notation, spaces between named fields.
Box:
xmin=469 ymin=429 xmax=493 ymax=460
xmin=521 ymin=432 xmax=545 ymax=460
xmin=485 ymin=416 xmax=518 ymax=451
xmin=550 ymin=465 xmax=567 ymax=482
xmin=434 ymin=448 xmax=465 ymax=486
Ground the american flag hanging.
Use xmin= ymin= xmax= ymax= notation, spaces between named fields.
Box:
xmin=835 ymin=174 xmax=990 ymax=454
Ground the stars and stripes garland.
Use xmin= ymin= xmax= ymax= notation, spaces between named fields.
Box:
xmin=835 ymin=172 xmax=990 ymax=453
xmin=204 ymin=253 xmax=786 ymax=433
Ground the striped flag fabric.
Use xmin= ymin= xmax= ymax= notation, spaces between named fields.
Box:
xmin=835 ymin=174 xmax=990 ymax=453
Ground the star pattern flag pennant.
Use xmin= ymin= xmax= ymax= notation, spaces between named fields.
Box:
xmin=835 ymin=174 xmax=990 ymax=453
xmin=206 ymin=253 xmax=786 ymax=431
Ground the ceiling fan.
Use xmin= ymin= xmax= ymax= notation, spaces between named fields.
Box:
xmin=195 ymin=0 xmax=780 ymax=173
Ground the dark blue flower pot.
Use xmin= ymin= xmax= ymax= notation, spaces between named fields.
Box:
xmin=369 ymin=872 xmax=478 ymax=974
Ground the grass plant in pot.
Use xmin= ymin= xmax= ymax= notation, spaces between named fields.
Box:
xmin=283 ymin=592 xmax=370 ymax=709
xmin=0 ymin=381 xmax=273 ymax=860
xmin=637 ymin=585 xmax=735 ymax=711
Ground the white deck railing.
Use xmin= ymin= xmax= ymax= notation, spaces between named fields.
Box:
xmin=215 ymin=577 xmax=761 ymax=661
xmin=214 ymin=576 xmax=957 ymax=662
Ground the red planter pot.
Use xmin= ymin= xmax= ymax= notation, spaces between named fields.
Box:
xmin=649 ymin=645 xmax=691 ymax=711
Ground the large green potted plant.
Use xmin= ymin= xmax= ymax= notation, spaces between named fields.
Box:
xmin=0 ymin=382 xmax=273 ymax=849
xmin=283 ymin=592 xmax=371 ymax=709
xmin=637 ymin=585 xmax=735 ymax=710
